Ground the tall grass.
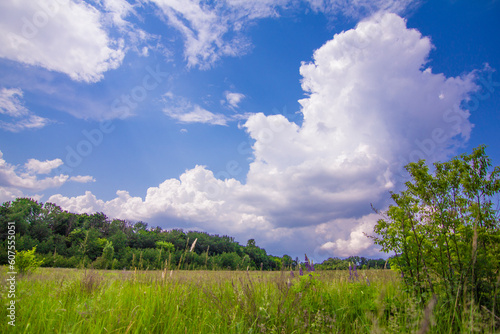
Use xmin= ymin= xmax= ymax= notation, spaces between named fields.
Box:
xmin=0 ymin=267 xmax=496 ymax=333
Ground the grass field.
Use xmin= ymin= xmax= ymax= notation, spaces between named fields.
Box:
xmin=0 ymin=267 xmax=495 ymax=333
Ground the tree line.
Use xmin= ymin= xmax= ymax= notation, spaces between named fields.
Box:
xmin=0 ymin=198 xmax=386 ymax=271
xmin=315 ymin=256 xmax=387 ymax=270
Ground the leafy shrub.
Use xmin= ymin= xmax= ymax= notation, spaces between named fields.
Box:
xmin=371 ymin=146 xmax=500 ymax=328
xmin=16 ymin=246 xmax=44 ymax=275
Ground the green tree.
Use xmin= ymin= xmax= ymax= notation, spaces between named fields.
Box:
xmin=282 ymin=254 xmax=293 ymax=269
xmin=318 ymin=257 xmax=349 ymax=270
xmin=156 ymin=241 xmax=175 ymax=253
xmin=0 ymin=198 xmax=41 ymax=239
xmin=109 ymin=219 xmax=128 ymax=235
xmin=109 ymin=230 xmax=128 ymax=255
xmin=79 ymin=229 xmax=103 ymax=261
xmin=370 ymin=146 xmax=500 ymax=326
xmin=215 ymin=252 xmax=241 ymax=270
xmin=102 ymin=241 xmax=114 ymax=262
xmin=92 ymin=240 xmax=115 ymax=269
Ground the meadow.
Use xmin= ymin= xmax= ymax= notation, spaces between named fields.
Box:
xmin=1 ymin=267 xmax=495 ymax=333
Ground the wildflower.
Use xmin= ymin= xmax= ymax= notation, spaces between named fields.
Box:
xmin=299 ymin=266 xmax=303 ymax=276
xmin=304 ymin=254 xmax=315 ymax=272
xmin=290 ymin=270 xmax=294 ymax=278
xmin=366 ymin=276 xmax=370 ymax=286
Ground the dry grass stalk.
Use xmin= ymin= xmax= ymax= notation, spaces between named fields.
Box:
xmin=417 ymin=295 xmax=437 ymax=334
xmin=80 ymin=269 xmax=102 ymax=295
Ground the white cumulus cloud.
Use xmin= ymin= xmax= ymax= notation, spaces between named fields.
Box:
xmin=0 ymin=0 xmax=125 ymax=83
xmin=0 ymin=150 xmax=95 ymax=198
xmin=48 ymin=13 xmax=478 ymax=259
xmin=25 ymin=158 xmax=63 ymax=174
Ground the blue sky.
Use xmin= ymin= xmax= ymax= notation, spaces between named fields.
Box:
xmin=1 ymin=0 xmax=499 ymax=261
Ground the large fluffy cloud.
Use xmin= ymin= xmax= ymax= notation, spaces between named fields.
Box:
xmin=240 ymin=12 xmax=476 ymax=228
xmin=48 ymin=13 xmax=477 ymax=259
xmin=0 ymin=0 xmax=125 ymax=83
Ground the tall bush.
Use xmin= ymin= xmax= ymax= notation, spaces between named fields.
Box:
xmin=16 ymin=246 xmax=44 ymax=275
xmin=370 ymin=146 xmax=500 ymax=326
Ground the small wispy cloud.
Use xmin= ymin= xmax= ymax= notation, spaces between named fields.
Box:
xmin=222 ymin=91 xmax=245 ymax=109
xmin=0 ymin=88 xmax=51 ymax=132
xmin=148 ymin=0 xmax=290 ymax=69
xmin=147 ymin=0 xmax=420 ymax=69
xmin=69 ymin=175 xmax=96 ymax=183
xmin=102 ymin=0 xmax=135 ymax=29
xmin=162 ymin=92 xmax=229 ymax=126
xmin=306 ymin=0 xmax=421 ymax=18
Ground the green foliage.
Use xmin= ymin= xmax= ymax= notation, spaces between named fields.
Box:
xmin=213 ymin=251 xmax=242 ymax=270
xmin=102 ymin=240 xmax=114 ymax=260
xmin=6 ymin=268 xmax=484 ymax=333
xmin=156 ymin=241 xmax=175 ymax=252
xmin=290 ymin=272 xmax=323 ymax=294
xmin=15 ymin=246 xmax=44 ymax=275
xmin=371 ymin=146 xmax=500 ymax=327
xmin=2 ymin=199 xmax=308 ymax=271
xmin=108 ymin=230 xmax=127 ymax=254
xmin=316 ymin=256 xmax=387 ymax=270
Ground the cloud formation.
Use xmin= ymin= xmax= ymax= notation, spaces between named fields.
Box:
xmin=306 ymin=0 xmax=420 ymax=18
xmin=163 ymin=93 xmax=230 ymax=125
xmin=101 ymin=0 xmax=136 ymax=29
xmin=223 ymin=91 xmax=246 ymax=109
xmin=149 ymin=0 xmax=420 ymax=69
xmin=0 ymin=0 xmax=125 ymax=83
xmin=149 ymin=0 xmax=294 ymax=68
xmin=48 ymin=13 xmax=477 ymax=259
xmin=0 ymin=150 xmax=94 ymax=203
xmin=0 ymin=88 xmax=50 ymax=132
xmin=25 ymin=158 xmax=63 ymax=174
xmin=0 ymin=0 xmax=421 ymax=86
